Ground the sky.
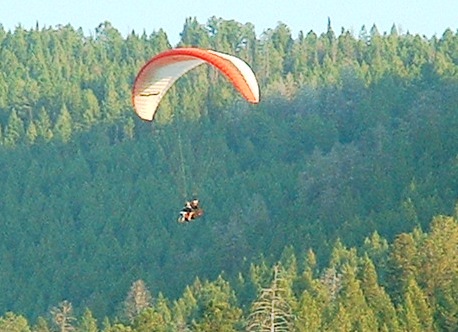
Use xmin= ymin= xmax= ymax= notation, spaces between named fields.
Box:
xmin=1 ymin=0 xmax=457 ymax=45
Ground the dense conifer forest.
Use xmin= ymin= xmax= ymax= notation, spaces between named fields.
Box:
xmin=0 ymin=16 xmax=458 ymax=331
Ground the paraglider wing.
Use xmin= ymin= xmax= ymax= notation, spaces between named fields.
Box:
xmin=132 ymin=48 xmax=260 ymax=121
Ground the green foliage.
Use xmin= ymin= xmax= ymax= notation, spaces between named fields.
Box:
xmin=0 ymin=215 xmax=457 ymax=330
xmin=54 ymin=104 xmax=72 ymax=142
xmin=360 ymin=255 xmax=399 ymax=331
xmin=0 ymin=312 xmax=31 ymax=332
xmin=0 ymin=17 xmax=458 ymax=332
xmin=400 ymin=278 xmax=434 ymax=331
xmin=78 ymin=308 xmax=98 ymax=332
xmin=190 ymin=276 xmax=243 ymax=331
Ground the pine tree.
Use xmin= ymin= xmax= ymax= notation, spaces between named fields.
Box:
xmin=401 ymin=278 xmax=434 ymax=331
xmin=132 ymin=308 xmax=167 ymax=332
xmin=362 ymin=231 xmax=390 ymax=281
xmin=419 ymin=215 xmax=458 ymax=299
xmin=122 ymin=118 xmax=135 ymax=140
xmin=50 ymin=300 xmax=76 ymax=332
xmin=338 ymin=263 xmax=378 ymax=331
xmin=295 ymin=249 xmax=331 ymax=331
xmin=172 ymin=283 xmax=198 ymax=330
xmin=257 ymin=29 xmax=284 ymax=86
xmin=26 ymin=121 xmax=38 ymax=144
xmin=435 ymin=278 xmax=458 ymax=331
xmin=0 ymin=73 xmax=8 ymax=109
xmin=178 ymin=17 xmax=211 ymax=48
xmin=4 ymin=109 xmax=25 ymax=146
xmin=387 ymin=232 xmax=419 ymax=301
xmin=320 ymin=267 xmax=342 ymax=302
xmin=271 ymin=22 xmax=294 ymax=74
xmin=81 ymin=89 xmax=101 ymax=129
xmin=153 ymin=293 xmax=173 ymax=327
xmin=77 ymin=308 xmax=98 ymax=332
xmin=32 ymin=317 xmax=50 ymax=332
xmin=249 ymin=259 xmax=273 ymax=290
xmin=54 ymin=104 xmax=73 ymax=142
xmin=101 ymin=74 xmax=122 ymax=120
xmin=399 ymin=295 xmax=423 ymax=332
xmin=295 ymin=291 xmax=322 ymax=332
xmin=122 ymin=279 xmax=152 ymax=322
xmin=360 ymin=255 xmax=399 ymax=331
xmin=191 ymin=276 xmax=243 ymax=332
xmin=324 ymin=303 xmax=352 ymax=332
xmin=247 ymin=265 xmax=294 ymax=331
xmin=35 ymin=107 xmax=53 ymax=141
xmin=0 ymin=312 xmax=31 ymax=332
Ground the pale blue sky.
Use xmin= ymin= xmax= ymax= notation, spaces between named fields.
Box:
xmin=1 ymin=0 xmax=457 ymax=45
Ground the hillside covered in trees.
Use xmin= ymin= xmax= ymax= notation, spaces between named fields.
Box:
xmin=0 ymin=16 xmax=458 ymax=330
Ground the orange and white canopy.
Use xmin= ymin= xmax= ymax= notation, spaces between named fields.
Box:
xmin=132 ymin=47 xmax=260 ymax=121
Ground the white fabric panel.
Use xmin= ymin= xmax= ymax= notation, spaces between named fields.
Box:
xmin=134 ymin=58 xmax=204 ymax=121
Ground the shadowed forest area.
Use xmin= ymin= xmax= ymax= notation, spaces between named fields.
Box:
xmin=0 ymin=17 xmax=458 ymax=331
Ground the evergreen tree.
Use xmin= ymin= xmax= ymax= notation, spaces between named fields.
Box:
xmin=360 ymin=255 xmax=399 ymax=331
xmin=26 ymin=121 xmax=38 ymax=144
xmin=81 ymin=89 xmax=101 ymax=129
xmin=295 ymin=291 xmax=323 ymax=332
xmin=434 ymin=278 xmax=458 ymax=331
xmin=4 ymin=109 xmax=25 ymax=146
xmin=32 ymin=317 xmax=50 ymax=332
xmin=50 ymin=301 xmax=76 ymax=332
xmin=191 ymin=276 xmax=243 ymax=332
xmin=122 ymin=117 xmax=135 ymax=141
xmin=247 ymin=265 xmax=294 ymax=331
xmin=35 ymin=107 xmax=53 ymax=141
xmin=126 ymin=290 xmax=171 ymax=331
xmin=324 ymin=303 xmax=352 ymax=332
xmin=387 ymin=232 xmax=419 ymax=301
xmin=400 ymin=295 xmax=423 ymax=332
xmin=179 ymin=17 xmax=211 ymax=48
xmin=54 ymin=103 xmax=73 ymax=142
xmin=0 ymin=312 xmax=31 ymax=332
xmin=172 ymin=284 xmax=199 ymax=330
xmin=131 ymin=307 xmax=168 ymax=332
xmin=0 ymin=73 xmax=8 ymax=110
xmin=419 ymin=215 xmax=458 ymax=300
xmin=101 ymin=73 xmax=122 ymax=120
xmin=77 ymin=308 xmax=98 ymax=332
xmin=362 ymin=231 xmax=390 ymax=281
xmin=400 ymin=278 xmax=434 ymax=331
xmin=338 ymin=263 xmax=378 ymax=331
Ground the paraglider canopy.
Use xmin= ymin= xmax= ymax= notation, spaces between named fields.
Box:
xmin=132 ymin=47 xmax=260 ymax=121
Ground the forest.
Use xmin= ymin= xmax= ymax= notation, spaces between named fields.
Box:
xmin=0 ymin=15 xmax=457 ymax=331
